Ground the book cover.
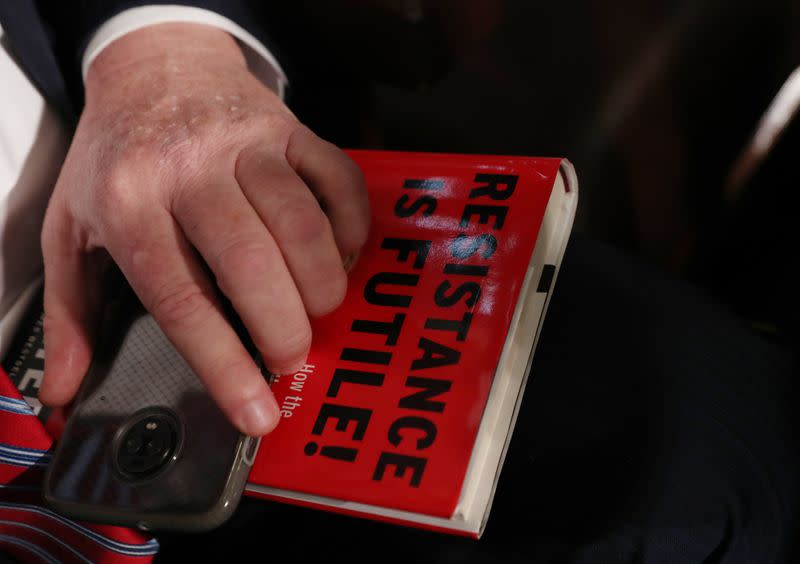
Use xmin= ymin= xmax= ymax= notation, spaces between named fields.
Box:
xmin=246 ymin=150 xmax=577 ymax=536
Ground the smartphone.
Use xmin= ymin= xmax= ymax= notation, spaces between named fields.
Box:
xmin=44 ymin=285 xmax=262 ymax=532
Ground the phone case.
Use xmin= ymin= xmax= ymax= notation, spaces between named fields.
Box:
xmin=44 ymin=293 xmax=260 ymax=532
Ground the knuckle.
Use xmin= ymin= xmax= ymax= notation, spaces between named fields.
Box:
xmin=214 ymin=241 xmax=274 ymax=293
xmin=235 ymin=147 xmax=263 ymax=180
xmin=266 ymin=113 xmax=299 ymax=140
xmin=206 ymin=356 xmax=258 ymax=391
xmin=311 ymin=268 xmax=347 ymax=317
xmin=149 ymin=280 xmax=211 ymax=329
xmin=338 ymin=152 xmax=366 ymax=188
xmin=284 ymin=326 xmax=313 ymax=357
xmin=334 ymin=217 xmax=370 ymax=258
xmin=98 ymin=147 xmax=195 ymax=226
xmin=283 ymin=126 xmax=310 ymax=168
xmin=348 ymin=213 xmax=371 ymax=250
xmin=273 ymin=201 xmax=329 ymax=246
xmin=263 ymin=324 xmax=312 ymax=370
xmin=96 ymin=160 xmax=142 ymax=220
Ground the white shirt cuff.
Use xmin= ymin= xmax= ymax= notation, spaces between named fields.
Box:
xmin=81 ymin=5 xmax=288 ymax=98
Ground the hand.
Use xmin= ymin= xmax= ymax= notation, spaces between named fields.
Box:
xmin=39 ymin=23 xmax=369 ymax=436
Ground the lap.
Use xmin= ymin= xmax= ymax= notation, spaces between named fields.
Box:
xmin=157 ymin=236 xmax=800 ymax=563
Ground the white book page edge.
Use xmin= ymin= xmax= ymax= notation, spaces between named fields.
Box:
xmin=469 ymin=160 xmax=578 ymax=536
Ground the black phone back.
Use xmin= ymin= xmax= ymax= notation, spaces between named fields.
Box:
xmin=44 ymin=296 xmax=258 ymax=532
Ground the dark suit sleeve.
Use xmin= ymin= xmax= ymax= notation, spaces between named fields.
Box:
xmin=35 ymin=0 xmax=291 ymax=110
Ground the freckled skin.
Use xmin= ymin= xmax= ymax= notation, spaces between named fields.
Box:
xmin=39 ymin=23 xmax=370 ymax=437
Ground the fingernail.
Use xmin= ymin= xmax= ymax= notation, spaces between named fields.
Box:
xmin=239 ymin=395 xmax=279 ymax=436
xmin=342 ymin=251 xmax=360 ymax=273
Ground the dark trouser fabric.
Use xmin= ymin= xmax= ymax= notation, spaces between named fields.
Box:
xmin=156 ymin=237 xmax=800 ymax=563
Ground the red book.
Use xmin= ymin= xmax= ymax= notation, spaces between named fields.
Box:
xmin=246 ymin=150 xmax=578 ymax=537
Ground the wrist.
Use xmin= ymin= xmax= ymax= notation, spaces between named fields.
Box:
xmin=85 ymin=23 xmax=247 ymax=97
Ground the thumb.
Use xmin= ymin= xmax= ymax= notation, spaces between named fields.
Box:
xmin=39 ymin=205 xmax=101 ymax=407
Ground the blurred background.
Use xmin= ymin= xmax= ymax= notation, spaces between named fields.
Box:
xmin=268 ymin=0 xmax=800 ymax=348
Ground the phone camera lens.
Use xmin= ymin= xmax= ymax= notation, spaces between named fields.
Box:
xmin=144 ymin=437 xmax=162 ymax=456
xmin=115 ymin=410 xmax=180 ymax=481
xmin=125 ymin=435 xmax=143 ymax=454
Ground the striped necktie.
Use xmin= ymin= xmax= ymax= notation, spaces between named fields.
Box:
xmin=0 ymin=367 xmax=159 ymax=562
